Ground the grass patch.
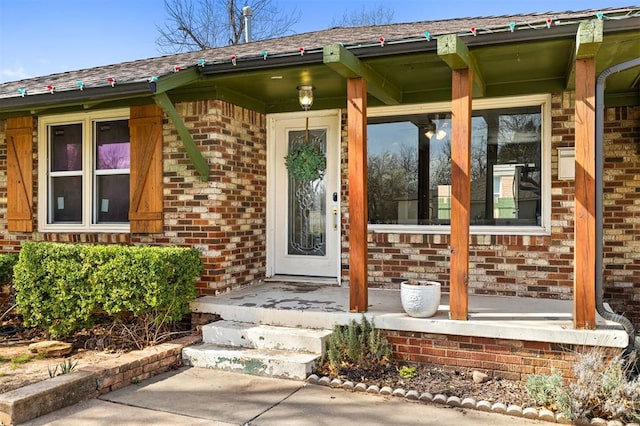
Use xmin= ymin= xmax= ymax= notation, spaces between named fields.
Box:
xmin=10 ymin=354 xmax=33 ymax=369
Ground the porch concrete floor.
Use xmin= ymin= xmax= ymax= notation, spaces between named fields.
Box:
xmin=191 ymin=280 xmax=629 ymax=349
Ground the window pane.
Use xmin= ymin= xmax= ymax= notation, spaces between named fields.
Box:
xmin=51 ymin=124 xmax=82 ymax=172
xmin=51 ymin=176 xmax=82 ymax=222
xmin=367 ymin=113 xmax=451 ymax=225
xmin=367 ymin=105 xmax=541 ymax=227
xmin=95 ymin=175 xmax=130 ymax=223
xmin=470 ymin=107 xmax=541 ymax=225
xmin=96 ymin=120 xmax=130 ymax=170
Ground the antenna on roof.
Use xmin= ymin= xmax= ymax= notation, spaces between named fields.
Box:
xmin=242 ymin=6 xmax=253 ymax=44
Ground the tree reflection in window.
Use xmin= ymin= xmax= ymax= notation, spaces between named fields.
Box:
xmin=367 ymin=105 xmax=541 ymax=226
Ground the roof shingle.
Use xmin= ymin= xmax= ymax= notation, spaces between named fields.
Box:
xmin=1 ymin=7 xmax=638 ymax=99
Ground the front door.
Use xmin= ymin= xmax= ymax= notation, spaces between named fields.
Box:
xmin=268 ymin=110 xmax=340 ymax=279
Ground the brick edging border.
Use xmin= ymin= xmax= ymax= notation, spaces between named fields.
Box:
xmin=0 ymin=335 xmax=201 ymax=425
xmin=306 ymin=374 xmax=638 ymax=425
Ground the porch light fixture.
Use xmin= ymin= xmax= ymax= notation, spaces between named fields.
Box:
xmin=297 ymin=85 xmax=314 ymax=111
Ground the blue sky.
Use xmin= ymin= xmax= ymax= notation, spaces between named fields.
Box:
xmin=0 ymin=0 xmax=635 ymax=83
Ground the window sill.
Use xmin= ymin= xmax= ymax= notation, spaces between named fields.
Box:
xmin=368 ymin=224 xmax=551 ymax=236
xmin=38 ymin=225 xmax=130 ymax=234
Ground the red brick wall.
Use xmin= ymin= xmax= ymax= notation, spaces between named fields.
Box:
xmin=602 ymin=106 xmax=640 ymax=327
xmin=146 ymin=100 xmax=267 ymax=294
xmin=385 ymin=330 xmax=618 ymax=382
xmin=0 ymin=100 xmax=267 ymax=295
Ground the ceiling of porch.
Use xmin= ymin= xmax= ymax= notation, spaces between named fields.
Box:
xmin=167 ymin=22 xmax=640 ymax=113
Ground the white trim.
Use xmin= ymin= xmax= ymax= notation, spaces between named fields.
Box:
xmin=37 ymin=108 xmax=130 ymax=233
xmin=266 ymin=109 xmax=342 ymax=283
xmin=367 ymin=94 xmax=552 ymax=236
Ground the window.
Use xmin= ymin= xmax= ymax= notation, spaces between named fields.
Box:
xmin=367 ymin=95 xmax=550 ymax=234
xmin=38 ymin=109 xmax=130 ymax=231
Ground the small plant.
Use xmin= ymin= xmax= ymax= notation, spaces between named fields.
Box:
xmin=398 ymin=365 xmax=418 ymax=379
xmin=130 ymin=376 xmax=140 ymax=384
xmin=10 ymin=354 xmax=32 ymax=369
xmin=525 ymin=369 xmax=571 ymax=415
xmin=48 ymin=364 xmax=58 ymax=378
xmin=526 ymin=348 xmax=640 ymax=423
xmin=326 ymin=315 xmax=392 ymax=373
xmin=48 ymin=358 xmax=78 ymax=378
xmin=59 ymin=358 xmax=78 ymax=375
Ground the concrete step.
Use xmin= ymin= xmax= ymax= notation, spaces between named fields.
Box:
xmin=202 ymin=321 xmax=331 ymax=355
xmin=182 ymin=343 xmax=321 ymax=380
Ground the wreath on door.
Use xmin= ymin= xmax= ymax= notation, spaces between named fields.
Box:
xmin=284 ymin=141 xmax=326 ymax=182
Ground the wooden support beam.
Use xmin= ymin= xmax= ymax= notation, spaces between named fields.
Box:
xmin=323 ymin=44 xmax=401 ymax=105
xmin=576 ymin=20 xmax=604 ymax=59
xmin=565 ymin=20 xmax=603 ymax=90
xmin=347 ymin=77 xmax=368 ymax=313
xmin=154 ymin=92 xmax=210 ymax=181
xmin=449 ymin=68 xmax=472 ymax=321
xmin=154 ymin=67 xmax=201 ymax=93
xmin=437 ymin=34 xmax=485 ymax=97
xmin=573 ymin=57 xmax=597 ymax=330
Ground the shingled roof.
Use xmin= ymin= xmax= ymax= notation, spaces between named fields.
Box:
xmin=1 ymin=7 xmax=638 ymax=100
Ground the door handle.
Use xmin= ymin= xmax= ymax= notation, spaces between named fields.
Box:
xmin=332 ymin=192 xmax=338 ymax=230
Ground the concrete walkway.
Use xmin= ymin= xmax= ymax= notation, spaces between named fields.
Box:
xmin=22 ymin=367 xmax=548 ymax=426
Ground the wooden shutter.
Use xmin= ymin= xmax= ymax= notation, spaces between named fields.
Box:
xmin=6 ymin=117 xmax=33 ymax=232
xmin=129 ymin=105 xmax=163 ymax=234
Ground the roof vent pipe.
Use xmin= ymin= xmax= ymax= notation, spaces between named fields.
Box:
xmin=242 ymin=6 xmax=253 ymax=44
xmin=595 ymin=56 xmax=640 ymax=354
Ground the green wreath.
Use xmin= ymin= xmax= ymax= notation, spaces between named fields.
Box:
xmin=284 ymin=142 xmax=326 ymax=182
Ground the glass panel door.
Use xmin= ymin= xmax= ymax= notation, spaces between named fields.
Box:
xmin=287 ymin=129 xmax=327 ymax=256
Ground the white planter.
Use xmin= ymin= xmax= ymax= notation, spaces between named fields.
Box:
xmin=400 ymin=281 xmax=441 ymax=318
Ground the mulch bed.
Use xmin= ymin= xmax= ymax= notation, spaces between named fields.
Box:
xmin=316 ymin=361 xmax=537 ymax=408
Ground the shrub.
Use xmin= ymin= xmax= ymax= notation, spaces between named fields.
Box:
xmin=326 ymin=316 xmax=392 ymax=372
xmin=13 ymin=242 xmax=202 ymax=340
xmin=525 ymin=348 xmax=640 ymax=423
xmin=0 ymin=253 xmax=18 ymax=285
xmin=0 ymin=253 xmax=19 ymax=316
xmin=14 ymin=243 xmax=95 ymax=336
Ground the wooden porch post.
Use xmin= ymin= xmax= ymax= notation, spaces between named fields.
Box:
xmin=571 ymin=20 xmax=602 ymax=330
xmin=574 ymin=57 xmax=597 ymax=329
xmin=450 ymin=69 xmax=472 ymax=320
xmin=347 ymin=77 xmax=368 ymax=312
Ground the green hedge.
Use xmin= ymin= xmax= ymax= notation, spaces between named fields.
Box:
xmin=13 ymin=242 xmax=202 ymax=337
xmin=0 ymin=253 xmax=18 ymax=285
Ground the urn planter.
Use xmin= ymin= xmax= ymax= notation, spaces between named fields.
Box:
xmin=400 ymin=280 xmax=441 ymax=318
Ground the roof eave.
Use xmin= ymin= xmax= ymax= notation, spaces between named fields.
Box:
xmin=0 ymin=81 xmax=156 ymax=117
xmin=199 ymin=15 xmax=640 ymax=76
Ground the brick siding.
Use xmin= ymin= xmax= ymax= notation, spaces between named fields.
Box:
xmin=0 ymin=93 xmax=638 ymax=325
xmin=385 ymin=330 xmax=619 ymax=381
